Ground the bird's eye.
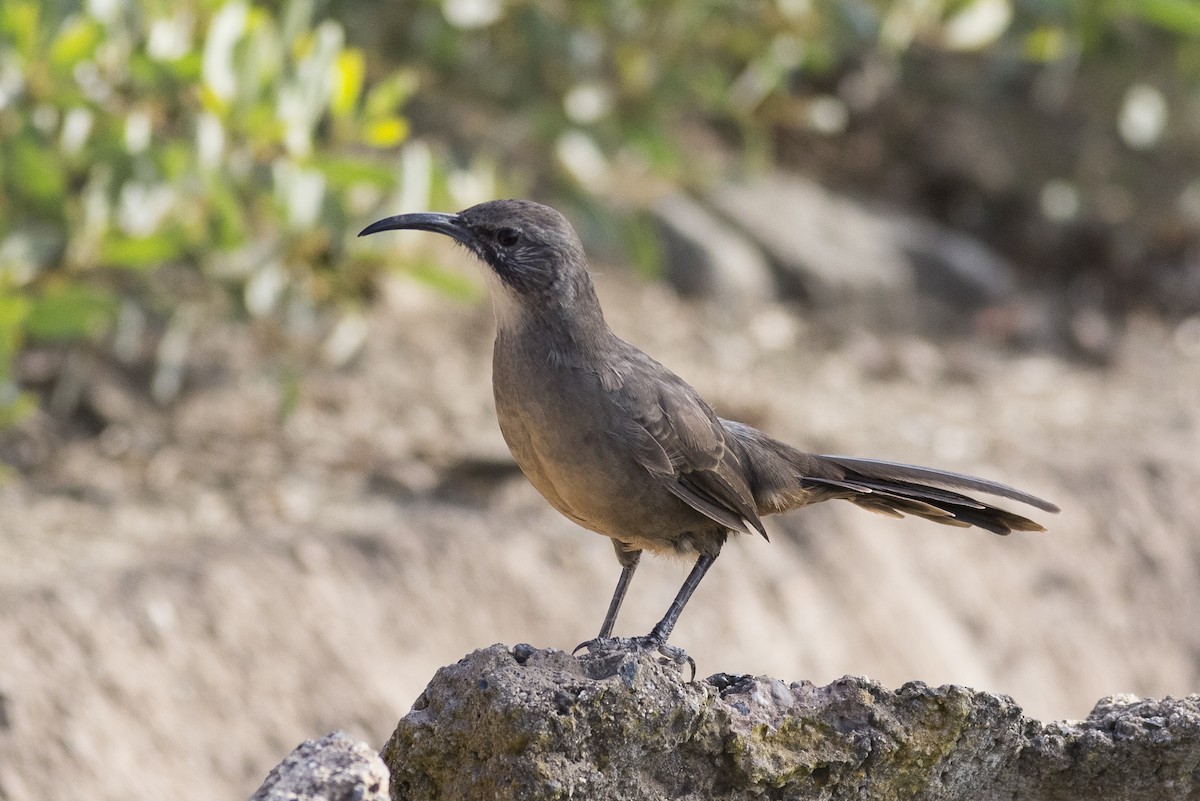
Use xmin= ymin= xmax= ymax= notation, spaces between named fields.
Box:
xmin=496 ymin=227 xmax=521 ymax=247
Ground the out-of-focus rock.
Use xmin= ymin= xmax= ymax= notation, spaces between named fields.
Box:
xmin=250 ymin=731 xmax=388 ymax=801
xmin=708 ymin=174 xmax=1021 ymax=331
xmin=710 ymin=175 xmax=910 ymax=301
xmin=893 ymin=218 xmax=1015 ymax=303
xmin=653 ymin=192 xmax=777 ymax=305
xmin=382 ymin=644 xmax=1200 ymax=801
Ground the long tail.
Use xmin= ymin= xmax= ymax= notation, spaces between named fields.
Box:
xmin=721 ymin=420 xmax=1058 ymax=535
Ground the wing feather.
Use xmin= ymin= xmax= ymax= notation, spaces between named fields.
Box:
xmin=618 ymin=357 xmax=767 ymax=539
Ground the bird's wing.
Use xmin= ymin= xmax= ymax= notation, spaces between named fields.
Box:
xmin=615 ymin=360 xmax=767 ymax=539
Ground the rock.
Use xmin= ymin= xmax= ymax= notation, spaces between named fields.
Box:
xmin=710 ymin=175 xmax=912 ymax=303
xmin=653 ymin=192 xmax=777 ymax=304
xmin=708 ymin=174 xmax=1020 ymax=330
xmin=250 ymin=731 xmax=388 ymax=801
xmin=893 ymin=218 xmax=1015 ymax=305
xmin=382 ymin=644 xmax=1200 ymax=801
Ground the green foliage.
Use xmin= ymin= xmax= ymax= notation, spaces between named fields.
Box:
xmin=0 ymin=290 xmax=36 ymax=426
xmin=2 ymin=0 xmax=1199 ymax=427
xmin=0 ymin=0 xmax=445 ymax=423
xmin=367 ymin=0 xmax=1200 ymax=192
xmin=1129 ymin=0 xmax=1200 ymax=36
xmin=24 ymin=283 xmax=118 ymax=340
xmin=374 ymin=0 xmax=858 ymax=183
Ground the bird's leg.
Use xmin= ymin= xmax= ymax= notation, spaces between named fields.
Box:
xmin=575 ymin=550 xmax=720 ymax=681
xmin=646 ymin=552 xmax=717 ymax=645
xmin=626 ymin=552 xmax=717 ymax=678
xmin=598 ymin=546 xmax=641 ymax=639
xmin=575 ymin=545 xmax=640 ymax=653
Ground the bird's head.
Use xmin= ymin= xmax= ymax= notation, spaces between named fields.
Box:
xmin=359 ymin=200 xmax=593 ymax=312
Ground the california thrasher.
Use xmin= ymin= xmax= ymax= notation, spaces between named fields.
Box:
xmin=360 ymin=199 xmax=1058 ymax=661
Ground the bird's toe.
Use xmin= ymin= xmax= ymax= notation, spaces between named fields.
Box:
xmin=573 ymin=634 xmax=695 ymax=680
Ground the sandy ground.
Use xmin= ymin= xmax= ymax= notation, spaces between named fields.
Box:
xmin=2 ymin=248 xmax=1199 ymax=801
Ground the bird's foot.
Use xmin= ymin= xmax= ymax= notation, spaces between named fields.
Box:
xmin=573 ymin=635 xmax=696 ymax=680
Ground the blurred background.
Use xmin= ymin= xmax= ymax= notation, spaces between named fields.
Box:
xmin=2 ymin=0 xmax=1199 ymax=799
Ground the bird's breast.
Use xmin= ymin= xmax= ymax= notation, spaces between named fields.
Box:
xmin=490 ymin=340 xmax=707 ymax=544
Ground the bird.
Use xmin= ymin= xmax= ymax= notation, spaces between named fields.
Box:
xmin=359 ymin=199 xmax=1058 ymax=665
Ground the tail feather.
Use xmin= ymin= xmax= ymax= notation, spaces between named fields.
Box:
xmin=806 ymin=475 xmax=1043 ymax=535
xmin=818 ymin=454 xmax=1060 ymax=513
xmin=808 ymin=474 xmax=988 ymax=510
xmin=721 ymin=419 xmax=1057 ymax=536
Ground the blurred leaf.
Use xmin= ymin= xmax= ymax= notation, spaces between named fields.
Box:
xmin=0 ymin=1 xmax=39 ymax=60
xmin=290 ymin=28 xmax=315 ymax=60
xmin=100 ymin=232 xmax=186 ymax=269
xmin=312 ymin=155 xmax=394 ymax=189
xmin=207 ymin=177 xmax=248 ymax=248
xmin=49 ymin=17 xmax=101 ymax=69
xmin=364 ymin=71 xmax=418 ymax=118
xmin=199 ymin=83 xmax=228 ymax=115
xmin=331 ymin=49 xmax=364 ymax=116
xmin=406 ymin=260 xmax=484 ymax=301
xmin=626 ymin=120 xmax=681 ymax=173
xmin=10 ymin=137 xmax=67 ymax=208
xmin=168 ymin=51 xmax=204 ymax=81
xmin=362 ymin=116 xmax=408 ymax=148
xmin=0 ymin=293 xmax=30 ymax=357
xmin=157 ymin=142 xmax=193 ymax=180
xmin=1024 ymin=25 xmax=1067 ymax=61
xmin=1134 ymin=0 xmax=1200 ymax=35
xmin=25 ymin=283 xmax=117 ymax=340
xmin=0 ymin=390 xmax=36 ymax=428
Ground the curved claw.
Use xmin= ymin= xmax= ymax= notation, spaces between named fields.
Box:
xmin=573 ymin=635 xmax=627 ymax=655
xmin=654 ymin=642 xmax=696 ymax=681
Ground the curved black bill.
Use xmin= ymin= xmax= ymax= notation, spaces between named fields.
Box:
xmin=358 ymin=212 xmax=473 ymax=245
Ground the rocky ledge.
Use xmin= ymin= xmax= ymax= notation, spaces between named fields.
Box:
xmin=255 ymin=644 xmax=1200 ymax=801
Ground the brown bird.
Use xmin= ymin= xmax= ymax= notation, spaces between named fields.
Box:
xmin=360 ymin=199 xmax=1058 ymax=664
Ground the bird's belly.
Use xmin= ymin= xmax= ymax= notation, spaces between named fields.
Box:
xmin=494 ymin=384 xmax=709 ymax=548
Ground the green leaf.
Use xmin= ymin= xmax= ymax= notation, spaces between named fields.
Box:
xmin=312 ymin=155 xmax=395 ymax=189
xmin=405 ymin=259 xmax=484 ymax=301
xmin=1134 ymin=0 xmax=1200 ymax=35
xmin=203 ymin=177 xmax=247 ymax=249
xmin=157 ymin=142 xmax=193 ymax=181
xmin=0 ymin=1 xmax=39 ymax=60
xmin=1024 ymin=25 xmax=1067 ymax=62
xmin=0 ymin=293 xmax=30 ymax=360
xmin=0 ymin=388 xmax=37 ymax=428
xmin=364 ymin=71 xmax=418 ymax=118
xmin=362 ymin=116 xmax=409 ymax=148
xmin=25 ymin=283 xmax=117 ymax=341
xmin=167 ymin=51 xmax=204 ymax=82
xmin=331 ymin=49 xmax=364 ymax=116
xmin=49 ymin=16 xmax=101 ymax=69
xmin=100 ymin=232 xmax=186 ymax=269
xmin=10 ymin=137 xmax=67 ymax=207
